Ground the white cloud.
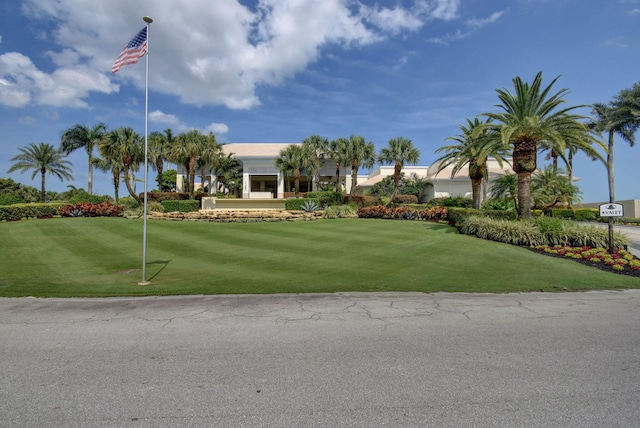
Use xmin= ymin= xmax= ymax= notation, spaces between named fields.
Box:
xmin=206 ymin=123 xmax=229 ymax=135
xmin=428 ymin=9 xmax=505 ymax=45
xmin=0 ymin=52 xmax=118 ymax=108
xmin=7 ymin=0 xmax=459 ymax=111
xmin=149 ymin=110 xmax=181 ymax=126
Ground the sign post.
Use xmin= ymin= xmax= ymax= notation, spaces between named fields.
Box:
xmin=599 ymin=203 xmax=624 ymax=254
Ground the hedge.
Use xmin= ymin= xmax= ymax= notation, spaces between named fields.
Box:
xmin=547 ymin=208 xmax=599 ymax=221
xmin=160 ymin=199 xmax=201 ymax=212
xmin=445 ymin=207 xmax=518 ymax=225
xmin=285 ymin=198 xmax=321 ymax=211
xmin=0 ymin=203 xmax=66 ymax=221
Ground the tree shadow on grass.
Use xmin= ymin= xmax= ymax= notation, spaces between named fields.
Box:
xmin=146 ymin=260 xmax=171 ymax=281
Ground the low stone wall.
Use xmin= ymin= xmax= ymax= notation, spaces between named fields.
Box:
xmin=150 ymin=209 xmax=321 ymax=222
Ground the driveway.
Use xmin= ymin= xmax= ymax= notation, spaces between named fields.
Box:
xmin=1 ymin=292 xmax=639 ymax=427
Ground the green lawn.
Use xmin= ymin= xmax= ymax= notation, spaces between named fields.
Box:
xmin=0 ymin=217 xmax=638 ymax=297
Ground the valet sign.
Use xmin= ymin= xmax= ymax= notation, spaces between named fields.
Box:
xmin=599 ymin=203 xmax=624 ymax=217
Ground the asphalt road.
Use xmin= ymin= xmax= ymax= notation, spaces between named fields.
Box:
xmin=1 ymin=292 xmax=639 ymax=427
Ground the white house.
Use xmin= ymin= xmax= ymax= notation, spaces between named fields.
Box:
xmin=175 ymin=142 xmax=513 ymax=202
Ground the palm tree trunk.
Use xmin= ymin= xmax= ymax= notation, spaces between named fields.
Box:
xmin=607 ymin=129 xmax=615 ymax=203
xmin=40 ymin=167 xmax=46 ymax=203
xmin=350 ymin=164 xmax=359 ymax=196
xmin=112 ymin=169 xmax=120 ymax=203
xmin=335 ymin=163 xmax=340 ymax=192
xmin=471 ymin=178 xmax=482 ymax=209
xmin=516 ymin=171 xmax=533 ymax=219
xmin=87 ymin=156 xmax=93 ymax=195
xmin=123 ymin=166 xmax=141 ymax=203
xmin=393 ymin=162 xmax=402 ymax=198
xmin=294 ymin=168 xmax=300 ymax=197
xmin=513 ymin=139 xmax=537 ymax=219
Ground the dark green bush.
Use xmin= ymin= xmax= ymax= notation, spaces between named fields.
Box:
xmin=285 ymin=198 xmax=320 ymax=211
xmin=160 ymin=199 xmax=200 ymax=212
xmin=69 ymin=194 xmax=111 ymax=204
xmin=0 ymin=194 xmax=25 ymax=206
xmin=346 ymin=195 xmax=381 ymax=207
xmin=446 ymin=207 xmax=517 ymax=225
xmin=307 ymin=191 xmax=344 ymax=206
xmin=0 ymin=203 xmax=66 ymax=221
xmin=392 ymin=194 xmax=418 ymax=204
xmin=427 ymin=196 xmax=473 ymax=208
xmin=146 ymin=192 xmax=191 ymax=202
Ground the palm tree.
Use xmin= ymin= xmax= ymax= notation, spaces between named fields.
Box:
xmin=435 ymin=118 xmax=508 ymax=209
xmin=488 ymin=172 xmax=518 ymax=211
xmin=148 ymin=131 xmax=168 ymax=191
xmin=93 ymin=155 xmax=122 ymax=202
xmin=482 ymin=72 xmax=599 ymax=219
xmin=345 ymin=135 xmax=376 ymax=196
xmin=168 ymin=130 xmax=207 ymax=199
xmin=197 ymin=133 xmax=223 ymax=194
xmin=275 ymin=144 xmax=319 ymax=197
xmin=60 ymin=123 xmax=107 ymax=195
xmin=590 ymin=101 xmax=637 ymax=204
xmin=531 ymin=166 xmax=581 ymax=209
xmin=302 ymin=134 xmax=330 ymax=191
xmin=98 ymin=127 xmax=143 ymax=202
xmin=216 ymin=153 xmax=242 ymax=197
xmin=329 ymin=138 xmax=349 ymax=193
xmin=377 ymin=136 xmax=420 ymax=198
xmin=8 ymin=142 xmax=73 ymax=202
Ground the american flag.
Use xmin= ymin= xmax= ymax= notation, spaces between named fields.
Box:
xmin=112 ymin=27 xmax=147 ymax=73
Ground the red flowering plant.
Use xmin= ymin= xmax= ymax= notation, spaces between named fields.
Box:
xmin=531 ymin=244 xmax=640 ymax=277
xmin=59 ymin=202 xmax=124 ymax=218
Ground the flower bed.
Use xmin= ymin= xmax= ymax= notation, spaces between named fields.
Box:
xmin=150 ymin=210 xmax=322 ymax=222
xmin=530 ymin=245 xmax=640 ymax=278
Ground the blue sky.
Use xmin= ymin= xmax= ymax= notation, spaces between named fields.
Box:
xmin=1 ymin=0 xmax=639 ymax=203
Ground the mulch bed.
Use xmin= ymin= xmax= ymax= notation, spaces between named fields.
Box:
xmin=526 ymin=246 xmax=640 ymax=279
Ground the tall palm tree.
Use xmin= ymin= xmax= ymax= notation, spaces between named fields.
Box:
xmin=435 ymin=118 xmax=509 ymax=209
xmin=8 ymin=142 xmax=73 ymax=202
xmin=482 ymin=72 xmax=599 ymax=219
xmin=345 ymin=135 xmax=376 ymax=196
xmin=275 ymin=144 xmax=319 ymax=197
xmin=378 ymin=136 xmax=420 ymax=198
xmin=98 ymin=127 xmax=143 ymax=202
xmin=148 ymin=131 xmax=169 ymax=191
xmin=60 ymin=123 xmax=107 ymax=195
xmin=329 ymin=138 xmax=349 ymax=193
xmin=302 ymin=134 xmax=330 ymax=191
xmin=197 ymin=133 xmax=223 ymax=194
xmin=93 ymin=155 xmax=122 ymax=203
xmin=590 ymin=101 xmax=637 ymax=204
xmin=168 ymin=130 xmax=207 ymax=199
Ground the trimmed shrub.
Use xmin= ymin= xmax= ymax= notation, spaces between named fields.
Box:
xmin=0 ymin=203 xmax=66 ymax=221
xmin=391 ymin=194 xmax=418 ymax=204
xmin=285 ymin=198 xmax=321 ymax=211
xmin=426 ymin=196 xmax=473 ymax=208
xmin=160 ymin=199 xmax=200 ymax=212
xmin=0 ymin=194 xmax=25 ymax=206
xmin=304 ymin=191 xmax=343 ymax=207
xmin=459 ymin=216 xmax=630 ymax=249
xmin=145 ymin=192 xmax=191 ymax=202
xmin=323 ymin=204 xmax=358 ymax=219
xmin=357 ymin=205 xmax=448 ymax=222
xmin=59 ymin=202 xmax=123 ymax=217
xmin=347 ymin=195 xmax=382 ymax=208
xmin=445 ymin=207 xmax=517 ymax=225
xmin=68 ymin=194 xmax=111 ymax=204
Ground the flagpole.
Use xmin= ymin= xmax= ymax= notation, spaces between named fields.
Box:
xmin=139 ymin=15 xmax=153 ymax=286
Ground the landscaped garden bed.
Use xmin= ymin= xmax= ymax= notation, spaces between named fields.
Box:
xmin=529 ymin=245 xmax=640 ymax=278
xmin=150 ymin=209 xmax=322 ymax=222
